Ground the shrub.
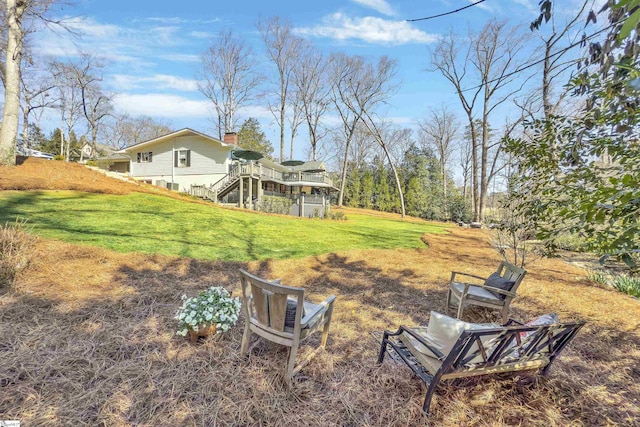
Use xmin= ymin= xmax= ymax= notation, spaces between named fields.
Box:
xmin=612 ymin=275 xmax=640 ymax=298
xmin=330 ymin=211 xmax=347 ymax=221
xmin=553 ymin=232 xmax=589 ymax=252
xmin=86 ymin=160 xmax=97 ymax=166
xmin=257 ymin=196 xmax=293 ymax=215
xmin=587 ymin=271 xmax=609 ymax=286
xmin=0 ymin=221 xmax=37 ymax=291
xmin=53 ymin=155 xmax=65 ymax=161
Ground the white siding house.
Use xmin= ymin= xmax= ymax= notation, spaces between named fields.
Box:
xmin=117 ymin=128 xmax=236 ymax=191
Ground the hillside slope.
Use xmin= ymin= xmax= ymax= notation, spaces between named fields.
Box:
xmin=0 ymin=157 xmax=177 ymax=196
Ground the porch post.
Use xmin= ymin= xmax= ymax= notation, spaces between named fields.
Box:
xmin=239 ymin=177 xmax=243 ymax=208
xmin=248 ymin=176 xmax=253 ymax=210
xmin=299 ymin=192 xmax=305 ymax=217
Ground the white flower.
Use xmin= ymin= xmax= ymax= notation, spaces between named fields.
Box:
xmin=175 ymin=286 xmax=242 ymax=337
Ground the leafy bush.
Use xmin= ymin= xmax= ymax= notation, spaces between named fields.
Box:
xmin=0 ymin=221 xmax=37 ymax=290
xmin=330 ymin=211 xmax=347 ymax=221
xmin=257 ymin=196 xmax=293 ymax=215
xmin=553 ymin=233 xmax=589 ymax=252
xmin=53 ymin=155 xmax=65 ymax=161
xmin=587 ymin=271 xmax=609 ymax=286
xmin=612 ymin=275 xmax=640 ymax=298
xmin=85 ymin=160 xmax=97 ymax=166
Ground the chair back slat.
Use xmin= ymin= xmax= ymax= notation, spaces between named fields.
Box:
xmin=240 ymin=269 xmax=305 ymax=335
xmin=498 ymin=262 xmax=527 ymax=293
xmin=250 ymin=284 xmax=270 ymax=326
xmin=269 ymin=293 xmax=288 ymax=331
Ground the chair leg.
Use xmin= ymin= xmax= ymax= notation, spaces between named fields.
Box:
xmin=501 ymin=306 xmax=509 ymax=324
xmin=240 ymin=322 xmax=251 ymax=356
xmin=320 ymin=306 xmax=334 ymax=349
xmin=422 ymin=379 xmax=439 ymax=414
xmin=456 ymin=298 xmax=465 ymax=320
xmin=285 ymin=345 xmax=298 ymax=387
xmin=445 ymin=288 xmax=451 ymax=313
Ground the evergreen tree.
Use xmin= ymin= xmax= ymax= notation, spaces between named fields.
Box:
xmin=237 ymin=118 xmax=275 ymax=160
xmin=360 ymin=168 xmax=374 ymax=209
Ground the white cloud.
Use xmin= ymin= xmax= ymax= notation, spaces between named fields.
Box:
xmin=113 ymin=94 xmax=211 ymax=118
xmin=351 ymin=0 xmax=396 ymax=16
xmin=189 ymin=31 xmax=213 ymax=39
xmin=469 ymin=0 xmax=493 ymax=11
xmin=158 ymin=53 xmax=201 ymax=63
xmin=295 ymin=13 xmax=438 ymax=45
xmin=111 ymin=74 xmax=199 ymax=92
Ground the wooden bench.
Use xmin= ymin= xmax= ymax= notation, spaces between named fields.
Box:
xmin=377 ymin=319 xmax=584 ymax=414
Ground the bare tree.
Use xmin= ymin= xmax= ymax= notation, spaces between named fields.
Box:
xmin=20 ymin=64 xmax=57 ymax=148
xmin=198 ymin=30 xmax=262 ymax=139
xmin=330 ymin=53 xmax=398 ymax=206
xmin=430 ymin=20 xmax=530 ymax=222
xmin=418 ymin=105 xmax=458 ymax=219
xmin=287 ymin=83 xmax=304 ymax=160
xmin=50 ymin=60 xmax=83 ymax=159
xmin=293 ymin=44 xmax=331 ymax=161
xmin=359 ymin=115 xmax=406 ymax=218
xmin=71 ymin=54 xmax=113 ymax=159
xmin=258 ymin=16 xmax=303 ymax=162
xmin=0 ymin=0 xmax=60 ymax=165
xmin=106 ymin=114 xmax=173 ymax=150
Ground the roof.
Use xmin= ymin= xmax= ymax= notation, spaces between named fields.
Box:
xmin=258 ymin=158 xmax=327 ymax=173
xmin=116 ymin=128 xmax=235 ymax=153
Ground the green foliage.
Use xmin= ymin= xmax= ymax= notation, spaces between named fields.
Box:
xmin=588 ymin=271 xmax=609 ymax=286
xmin=85 ymin=160 xmax=97 ymax=167
xmin=360 ymin=168 xmax=374 ymax=209
xmin=612 ymin=274 xmax=640 ymax=297
xmin=0 ymin=220 xmax=37 ymax=291
xmin=329 ymin=211 xmax=347 ymax=221
xmin=237 ymin=118 xmax=275 ymax=160
xmin=257 ymin=195 xmax=293 ymax=215
xmin=53 ymin=155 xmax=65 ymax=161
xmin=401 ymin=144 xmax=443 ymax=220
xmin=553 ymin=233 xmax=589 ymax=252
xmin=0 ymin=191 xmax=449 ymax=261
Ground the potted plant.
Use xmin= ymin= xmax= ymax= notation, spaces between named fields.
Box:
xmin=175 ymin=286 xmax=242 ymax=342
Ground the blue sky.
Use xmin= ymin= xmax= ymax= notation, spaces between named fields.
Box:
xmin=35 ymin=0 xmax=572 ymax=159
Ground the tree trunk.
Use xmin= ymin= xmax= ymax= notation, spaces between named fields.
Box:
xmin=0 ymin=0 xmax=26 ymax=165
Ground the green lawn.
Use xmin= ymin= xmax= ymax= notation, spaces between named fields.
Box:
xmin=0 ymin=191 xmax=450 ymax=261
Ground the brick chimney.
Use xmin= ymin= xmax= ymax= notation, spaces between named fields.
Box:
xmin=223 ymin=132 xmax=238 ymax=146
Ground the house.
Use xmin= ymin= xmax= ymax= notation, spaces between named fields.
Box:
xmin=115 ymin=128 xmax=235 ymax=190
xmin=116 ymin=128 xmax=337 ymax=217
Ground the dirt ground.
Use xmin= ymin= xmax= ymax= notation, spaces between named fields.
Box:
xmin=0 ymin=159 xmax=639 ymax=426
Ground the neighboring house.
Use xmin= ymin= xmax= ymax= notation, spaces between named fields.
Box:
xmin=116 ymin=128 xmax=337 ymax=217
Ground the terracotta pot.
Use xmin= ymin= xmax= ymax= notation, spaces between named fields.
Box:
xmin=188 ymin=323 xmax=217 ymax=342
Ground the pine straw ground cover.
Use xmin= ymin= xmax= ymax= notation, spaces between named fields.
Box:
xmin=0 ymin=227 xmax=638 ymax=426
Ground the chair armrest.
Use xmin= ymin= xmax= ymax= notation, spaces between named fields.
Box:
xmin=270 ymin=278 xmax=282 ymax=284
xmin=451 ymin=271 xmax=487 ymax=282
xmin=484 ymin=286 xmax=517 ymax=298
xmin=300 ymin=295 xmax=336 ymax=327
xmin=400 ymin=326 xmax=446 ymax=360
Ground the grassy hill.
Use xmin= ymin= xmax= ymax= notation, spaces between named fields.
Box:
xmin=0 ymin=190 xmax=447 ymax=262
xmin=0 ymin=158 xmax=639 ymax=426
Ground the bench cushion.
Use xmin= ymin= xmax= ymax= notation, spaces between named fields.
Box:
xmin=450 ymin=282 xmax=502 ymax=305
xmin=400 ymin=312 xmax=501 ymax=366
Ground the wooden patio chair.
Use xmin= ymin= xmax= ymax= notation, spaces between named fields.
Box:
xmin=446 ymin=261 xmax=527 ymax=323
xmin=239 ymin=269 xmax=336 ymax=385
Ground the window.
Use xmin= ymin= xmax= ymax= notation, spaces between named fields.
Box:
xmin=175 ymin=149 xmax=191 ymax=168
xmin=137 ymin=152 xmax=152 ymax=163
